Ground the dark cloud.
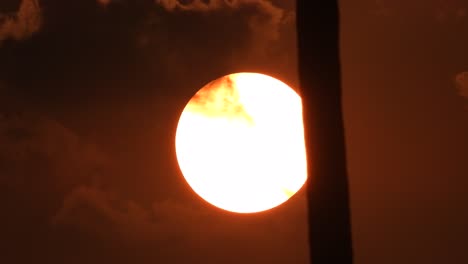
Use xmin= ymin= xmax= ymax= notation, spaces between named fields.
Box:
xmin=0 ymin=0 xmax=42 ymax=44
xmin=52 ymin=186 xmax=163 ymax=243
xmin=51 ymin=185 xmax=309 ymax=263
xmin=0 ymin=105 xmax=115 ymax=262
xmin=52 ymin=186 xmax=209 ymax=246
xmin=0 ymin=0 xmax=295 ymax=110
xmin=155 ymin=0 xmax=285 ymax=45
xmin=0 ymin=108 xmax=108 ymax=195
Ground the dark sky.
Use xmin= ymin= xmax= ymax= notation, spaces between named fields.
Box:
xmin=0 ymin=0 xmax=467 ymax=263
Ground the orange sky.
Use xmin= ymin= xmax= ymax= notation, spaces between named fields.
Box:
xmin=0 ymin=0 xmax=467 ymax=263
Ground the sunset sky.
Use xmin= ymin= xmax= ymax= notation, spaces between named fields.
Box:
xmin=1 ymin=0 xmax=467 ymax=263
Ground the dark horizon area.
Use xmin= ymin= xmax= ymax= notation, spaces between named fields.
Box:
xmin=1 ymin=0 xmax=467 ymax=263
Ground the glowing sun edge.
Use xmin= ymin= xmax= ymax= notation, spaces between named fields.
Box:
xmin=175 ymin=72 xmax=307 ymax=213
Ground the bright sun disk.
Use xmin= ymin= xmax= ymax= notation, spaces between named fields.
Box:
xmin=175 ymin=72 xmax=307 ymax=213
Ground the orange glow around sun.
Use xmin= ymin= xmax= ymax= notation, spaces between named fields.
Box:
xmin=175 ymin=72 xmax=307 ymax=213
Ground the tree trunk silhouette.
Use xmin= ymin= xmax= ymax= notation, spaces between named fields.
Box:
xmin=296 ymin=1 xmax=354 ymax=263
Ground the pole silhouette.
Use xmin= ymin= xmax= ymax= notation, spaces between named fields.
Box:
xmin=296 ymin=1 xmax=354 ymax=263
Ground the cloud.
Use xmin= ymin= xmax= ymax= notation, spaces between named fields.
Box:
xmin=155 ymin=0 xmax=285 ymax=46
xmin=0 ymin=0 xmax=297 ymax=109
xmin=52 ymin=186 xmax=162 ymax=243
xmin=52 ymin=186 xmax=224 ymax=246
xmin=455 ymin=71 xmax=468 ymax=99
xmin=0 ymin=101 xmax=120 ymax=260
xmin=0 ymin=0 xmax=42 ymax=44
xmin=51 ymin=184 xmax=309 ymax=262
xmin=0 ymin=102 xmax=109 ymax=213
xmin=145 ymin=0 xmax=295 ymax=90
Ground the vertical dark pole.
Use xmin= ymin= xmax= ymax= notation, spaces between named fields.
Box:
xmin=296 ymin=1 xmax=353 ymax=263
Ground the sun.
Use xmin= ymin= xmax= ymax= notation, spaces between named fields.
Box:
xmin=175 ymin=72 xmax=307 ymax=213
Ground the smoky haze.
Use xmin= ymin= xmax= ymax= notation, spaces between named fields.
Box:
xmin=0 ymin=0 xmax=467 ymax=263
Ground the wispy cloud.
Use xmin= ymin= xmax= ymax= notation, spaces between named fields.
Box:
xmin=455 ymin=71 xmax=468 ymax=99
xmin=155 ymin=0 xmax=285 ymax=42
xmin=0 ymin=0 xmax=42 ymax=44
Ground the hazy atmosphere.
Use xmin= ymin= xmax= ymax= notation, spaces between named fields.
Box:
xmin=1 ymin=0 xmax=467 ymax=263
